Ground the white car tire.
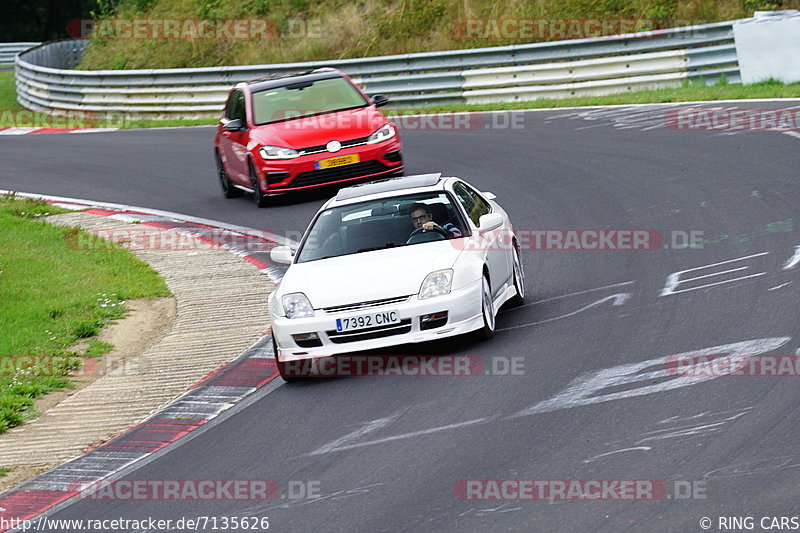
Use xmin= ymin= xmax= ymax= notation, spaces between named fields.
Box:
xmin=475 ymin=274 xmax=495 ymax=340
xmin=507 ymin=248 xmax=525 ymax=307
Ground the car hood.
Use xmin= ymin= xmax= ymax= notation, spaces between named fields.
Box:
xmin=250 ymin=106 xmax=387 ymax=149
xmin=281 ymin=241 xmax=464 ymax=309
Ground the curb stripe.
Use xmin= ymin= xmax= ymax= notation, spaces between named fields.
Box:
xmin=0 ymin=490 xmax=79 ymax=523
xmin=0 ymin=128 xmax=119 ymax=135
xmin=0 ymin=202 xmax=284 ymax=531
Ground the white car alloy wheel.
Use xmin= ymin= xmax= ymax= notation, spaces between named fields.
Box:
xmin=478 ymin=275 xmax=495 ymax=339
xmin=508 ymin=248 xmax=525 ymax=307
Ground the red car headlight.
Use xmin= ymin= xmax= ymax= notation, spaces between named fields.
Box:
xmin=366 ymin=123 xmax=396 ymax=144
xmin=259 ymin=145 xmax=301 ymax=160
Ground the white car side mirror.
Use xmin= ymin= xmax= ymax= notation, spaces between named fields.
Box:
xmin=483 ymin=191 xmax=497 ymax=201
xmin=270 ymin=245 xmax=295 ymax=264
xmin=477 ymin=213 xmax=503 ymax=233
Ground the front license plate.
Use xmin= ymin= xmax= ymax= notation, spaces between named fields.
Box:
xmin=315 ymin=153 xmax=360 ymax=170
xmin=336 ymin=310 xmax=401 ymax=332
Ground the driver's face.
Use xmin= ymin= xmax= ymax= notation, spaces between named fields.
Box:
xmin=410 ymin=209 xmax=431 ymax=229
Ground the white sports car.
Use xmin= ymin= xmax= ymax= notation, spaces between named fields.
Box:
xmin=268 ymin=173 xmax=524 ymax=380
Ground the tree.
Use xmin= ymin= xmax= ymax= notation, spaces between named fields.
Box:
xmin=0 ymin=0 xmax=99 ymax=41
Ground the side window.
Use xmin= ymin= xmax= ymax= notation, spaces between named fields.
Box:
xmin=226 ymin=90 xmax=246 ymax=122
xmin=453 ymin=183 xmax=481 ymax=226
xmin=225 ymin=91 xmax=238 ymax=119
xmin=235 ymin=91 xmax=246 ymax=121
xmin=463 ymin=184 xmax=491 ymax=216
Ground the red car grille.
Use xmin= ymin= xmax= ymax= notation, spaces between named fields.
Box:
xmin=290 ymin=161 xmax=393 ymax=188
xmin=299 ymin=135 xmax=371 ymax=155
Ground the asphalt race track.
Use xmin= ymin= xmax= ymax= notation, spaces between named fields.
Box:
xmin=3 ymin=103 xmax=800 ymax=532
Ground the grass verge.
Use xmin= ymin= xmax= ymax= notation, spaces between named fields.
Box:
xmin=0 ymin=195 xmax=171 ymax=433
xmin=0 ymin=71 xmax=21 ymax=111
xmin=77 ymin=0 xmax=800 ymax=70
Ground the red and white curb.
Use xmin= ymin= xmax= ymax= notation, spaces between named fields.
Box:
xmin=0 ymin=128 xmax=119 ymax=135
xmin=0 ymin=191 xmax=293 ymax=283
xmin=0 ymin=192 xmax=292 ymax=530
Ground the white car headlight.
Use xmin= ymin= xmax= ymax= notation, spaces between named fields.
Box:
xmin=282 ymin=292 xmax=315 ymax=318
xmin=260 ymin=145 xmax=300 ymax=160
xmin=366 ymin=123 xmax=396 ymax=144
xmin=419 ymin=269 xmax=453 ymax=299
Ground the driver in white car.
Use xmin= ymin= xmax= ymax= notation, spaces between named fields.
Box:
xmin=408 ymin=203 xmax=463 ymax=238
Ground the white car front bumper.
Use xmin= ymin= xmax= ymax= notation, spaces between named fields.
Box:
xmin=272 ymin=279 xmax=484 ymax=361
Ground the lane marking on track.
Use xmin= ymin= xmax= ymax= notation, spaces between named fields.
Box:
xmin=305 ymin=337 xmax=791 ymax=456
xmin=307 ymin=410 xmax=409 ymax=456
xmin=660 ymin=252 xmax=769 ymax=296
xmin=636 ymin=421 xmax=731 ymax=443
xmin=458 ymin=502 xmax=523 ymax=517
xmin=508 ymin=337 xmax=789 ymax=418
xmin=783 ymin=246 xmax=800 ymax=270
xmin=504 ymin=280 xmax=635 ymax=311
xmin=582 ymin=447 xmax=652 ymax=464
xmin=783 ymin=131 xmax=800 ymax=141
xmin=768 ymin=282 xmax=793 ymax=291
xmin=498 ymin=293 xmax=631 ymax=331
xmin=305 ymin=418 xmax=491 ymax=456
xmin=584 ymin=408 xmax=752 ymax=465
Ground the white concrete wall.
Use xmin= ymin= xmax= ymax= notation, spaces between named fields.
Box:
xmin=734 ymin=13 xmax=800 ymax=84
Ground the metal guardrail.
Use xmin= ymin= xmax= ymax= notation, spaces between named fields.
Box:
xmin=0 ymin=42 xmax=40 ymax=64
xmin=15 ymin=19 xmax=746 ymax=119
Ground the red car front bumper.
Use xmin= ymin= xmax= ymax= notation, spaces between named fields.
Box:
xmin=255 ymin=139 xmax=403 ymax=194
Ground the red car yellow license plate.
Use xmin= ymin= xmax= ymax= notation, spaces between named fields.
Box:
xmin=315 ymin=153 xmax=360 ymax=170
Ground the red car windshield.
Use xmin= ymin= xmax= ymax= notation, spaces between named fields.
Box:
xmin=252 ymin=77 xmax=368 ymax=125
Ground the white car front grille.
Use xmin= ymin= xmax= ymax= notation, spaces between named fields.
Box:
xmin=322 ymin=295 xmax=410 ymax=314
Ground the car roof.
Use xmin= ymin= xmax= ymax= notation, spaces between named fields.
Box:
xmin=245 ymin=68 xmax=343 ymax=93
xmin=334 ymin=173 xmax=444 ymax=203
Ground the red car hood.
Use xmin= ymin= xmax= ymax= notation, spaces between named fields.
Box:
xmin=250 ymin=106 xmax=387 ymax=149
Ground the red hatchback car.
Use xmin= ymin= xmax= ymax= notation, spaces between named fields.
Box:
xmin=214 ymin=68 xmax=403 ymax=207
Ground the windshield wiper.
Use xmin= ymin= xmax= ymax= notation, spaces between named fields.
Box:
xmin=356 ymin=242 xmax=406 ymax=253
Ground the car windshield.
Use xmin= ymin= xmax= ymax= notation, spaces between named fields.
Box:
xmin=296 ymin=192 xmax=468 ymax=263
xmin=252 ymin=77 xmax=368 ymax=125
